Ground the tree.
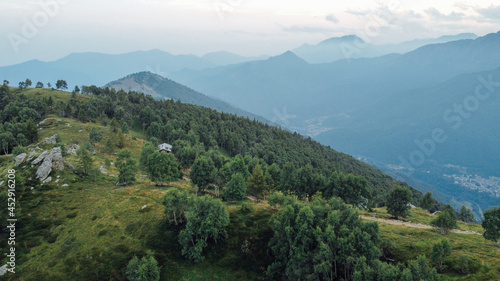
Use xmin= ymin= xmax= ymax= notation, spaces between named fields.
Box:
xmin=482 ymin=206 xmax=500 ymax=247
xmin=147 ymin=151 xmax=180 ymax=185
xmin=25 ymin=78 xmax=32 ymax=88
xmin=3 ymin=80 xmax=8 ymax=86
xmin=431 ymin=204 xmax=457 ymax=234
xmin=77 ymin=109 xmax=89 ymax=122
xmin=420 ymin=192 xmax=436 ymax=212
xmin=16 ymin=133 xmax=27 ymax=147
xmin=89 ymin=127 xmax=103 ymax=146
xmin=47 ymin=82 xmax=52 ymax=88
xmin=223 ymin=173 xmax=246 ymax=202
xmin=18 ymin=81 xmax=25 ymax=90
xmin=126 ymin=255 xmax=160 ymax=281
xmin=56 ymin=80 xmax=68 ymax=90
xmin=430 ymin=238 xmax=452 ymax=272
xmin=104 ymin=138 xmax=115 ymax=155
xmin=0 ymin=132 xmax=15 ymax=155
xmin=190 ymin=156 xmax=216 ymax=193
xmin=116 ymin=128 xmax=126 ymax=148
xmin=35 ymin=81 xmax=44 ymax=88
xmin=247 ymin=163 xmax=267 ymax=201
xmin=74 ymin=85 xmax=80 ymax=94
xmin=267 ymin=194 xmax=381 ymax=281
xmin=76 ymin=147 xmax=93 ymax=175
xmin=459 ymin=205 xmax=474 ymax=223
xmin=24 ymin=119 xmax=38 ymax=142
xmin=178 ymin=195 xmax=230 ymax=262
xmin=116 ymin=149 xmax=137 ymax=185
xmin=386 ymin=185 xmax=411 ymax=219
xmin=325 ymin=171 xmax=369 ymax=205
xmin=163 ymin=188 xmax=191 ymax=225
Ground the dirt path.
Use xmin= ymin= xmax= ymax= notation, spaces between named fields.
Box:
xmin=360 ymin=215 xmax=481 ymax=235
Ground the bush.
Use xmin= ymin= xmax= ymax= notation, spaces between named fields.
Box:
xmin=453 ymin=255 xmax=482 ymax=275
xmin=126 ymin=255 xmax=160 ymax=281
xmin=12 ymin=146 xmax=28 ymax=157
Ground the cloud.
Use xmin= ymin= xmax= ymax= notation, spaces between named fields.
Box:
xmin=424 ymin=7 xmax=464 ymax=21
xmin=476 ymin=5 xmax=500 ymax=20
xmin=325 ymin=14 xmax=339 ymax=23
xmin=282 ymin=25 xmax=336 ymax=34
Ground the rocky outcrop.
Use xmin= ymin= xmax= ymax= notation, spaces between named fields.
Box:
xmin=34 ymin=147 xmax=65 ymax=181
xmin=32 ymin=151 xmax=49 ymax=166
xmin=14 ymin=153 xmax=28 ymax=167
xmin=42 ymin=134 xmax=58 ymax=145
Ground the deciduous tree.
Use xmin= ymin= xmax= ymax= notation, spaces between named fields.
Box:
xmin=386 ymin=185 xmax=411 ymax=219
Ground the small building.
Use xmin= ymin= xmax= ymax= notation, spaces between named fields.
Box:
xmin=158 ymin=143 xmax=172 ymax=153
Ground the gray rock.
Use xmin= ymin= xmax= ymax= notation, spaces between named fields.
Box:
xmin=0 ymin=181 xmax=3 ymax=187
xmin=43 ymin=134 xmax=58 ymax=145
xmin=14 ymin=153 xmax=28 ymax=167
xmin=51 ymin=147 xmax=64 ymax=170
xmin=55 ymin=179 xmax=60 ymax=183
xmin=66 ymin=144 xmax=80 ymax=155
xmin=62 ymin=184 xmax=69 ymax=187
xmin=100 ymin=166 xmax=108 ymax=175
xmin=27 ymin=151 xmax=36 ymax=162
xmin=42 ymin=176 xmax=52 ymax=184
xmin=32 ymin=151 xmax=49 ymax=166
xmin=35 ymin=147 xmax=65 ymax=181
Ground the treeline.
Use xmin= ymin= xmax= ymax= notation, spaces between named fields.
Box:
xmin=74 ymin=85 xmax=420 ymax=204
xmin=1 ymin=82 xmax=421 ymax=204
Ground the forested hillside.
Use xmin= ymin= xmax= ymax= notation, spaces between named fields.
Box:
xmin=1 ymin=84 xmax=498 ymax=280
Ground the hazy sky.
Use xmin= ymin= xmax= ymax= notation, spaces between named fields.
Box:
xmin=1 ymin=0 xmax=500 ymax=66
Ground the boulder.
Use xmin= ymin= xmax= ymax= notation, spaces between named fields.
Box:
xmin=14 ymin=153 xmax=28 ymax=167
xmin=42 ymin=176 xmax=52 ymax=184
xmin=51 ymin=147 xmax=64 ymax=170
xmin=32 ymin=151 xmax=49 ymax=166
xmin=62 ymin=184 xmax=69 ymax=187
xmin=26 ymin=151 xmax=36 ymax=162
xmin=43 ymin=134 xmax=58 ymax=145
xmin=35 ymin=147 xmax=65 ymax=181
xmin=36 ymin=155 xmax=53 ymax=180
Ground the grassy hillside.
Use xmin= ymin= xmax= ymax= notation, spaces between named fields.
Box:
xmin=1 ymin=87 xmax=498 ymax=280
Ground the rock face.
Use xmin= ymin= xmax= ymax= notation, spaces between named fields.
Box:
xmin=14 ymin=153 xmax=28 ymax=167
xmin=43 ymin=134 xmax=58 ymax=145
xmin=34 ymin=147 xmax=65 ymax=181
xmin=32 ymin=151 xmax=49 ymax=166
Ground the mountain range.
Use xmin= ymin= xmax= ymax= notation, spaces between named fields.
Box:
xmin=105 ymin=72 xmax=271 ymax=124
xmin=168 ymin=31 xmax=500 ymax=214
xmin=292 ymin=33 xmax=478 ymax=63
xmin=1 ymin=31 xmax=499 ymax=215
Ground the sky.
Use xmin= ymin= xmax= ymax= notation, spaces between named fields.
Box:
xmin=1 ymin=0 xmax=500 ymax=66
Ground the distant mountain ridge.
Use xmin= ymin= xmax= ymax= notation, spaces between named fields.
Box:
xmin=292 ymin=33 xmax=478 ymax=63
xmin=105 ymin=72 xmax=272 ymax=124
xmin=168 ymin=31 xmax=500 ymax=214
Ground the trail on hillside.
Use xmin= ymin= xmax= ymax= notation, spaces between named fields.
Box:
xmin=360 ymin=215 xmax=481 ymax=235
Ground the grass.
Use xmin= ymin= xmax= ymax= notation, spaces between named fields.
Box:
xmin=1 ymin=91 xmax=498 ymax=280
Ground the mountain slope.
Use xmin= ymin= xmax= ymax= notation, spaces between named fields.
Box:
xmin=105 ymin=72 xmax=271 ymax=124
xmin=292 ymin=33 xmax=478 ymax=63
xmin=0 ymin=49 xmax=215 ymax=89
xmin=169 ymin=31 xmax=500 ymax=213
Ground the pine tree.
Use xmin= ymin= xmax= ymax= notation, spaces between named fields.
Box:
xmin=76 ymin=147 xmax=93 ymax=175
xmin=420 ymin=192 xmax=436 ymax=212
xmin=247 ymin=163 xmax=267 ymax=201
xmin=126 ymin=255 xmax=160 ymax=281
xmin=459 ymin=205 xmax=474 ymax=222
